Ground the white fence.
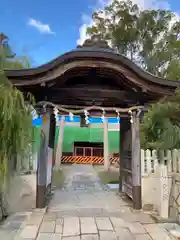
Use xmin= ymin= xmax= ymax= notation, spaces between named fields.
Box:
xmin=141 ymin=149 xmax=180 ymax=176
xmin=141 ymin=149 xmax=180 ymax=220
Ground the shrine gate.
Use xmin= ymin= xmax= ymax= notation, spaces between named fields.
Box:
xmin=5 ymin=36 xmax=180 ymax=210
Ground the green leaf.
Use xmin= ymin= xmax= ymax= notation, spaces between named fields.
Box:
xmin=0 ymin=33 xmax=34 ymax=192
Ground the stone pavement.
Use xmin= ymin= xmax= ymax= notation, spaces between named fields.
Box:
xmin=1 ymin=164 xmax=178 ymax=239
xmin=0 ymin=211 xmax=31 ymax=240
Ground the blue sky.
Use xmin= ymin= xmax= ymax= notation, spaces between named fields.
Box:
xmin=1 ymin=0 xmax=180 ymax=66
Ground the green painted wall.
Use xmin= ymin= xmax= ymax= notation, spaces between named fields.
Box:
xmin=108 ymin=130 xmax=120 ymax=154
xmin=33 ymin=126 xmax=120 ymax=154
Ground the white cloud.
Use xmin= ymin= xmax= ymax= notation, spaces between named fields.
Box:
xmin=77 ymin=0 xmax=178 ymax=45
xmin=28 ymin=18 xmax=55 ymax=35
xmin=77 ymin=0 xmax=109 ymax=45
xmin=77 ymin=14 xmax=93 ymax=45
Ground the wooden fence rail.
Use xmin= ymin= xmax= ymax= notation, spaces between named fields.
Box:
xmin=141 ymin=149 xmax=180 ymax=176
xmin=18 ymin=149 xmax=180 ymax=176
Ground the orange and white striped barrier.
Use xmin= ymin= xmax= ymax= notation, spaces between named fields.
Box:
xmin=61 ymin=156 xmax=119 ymax=165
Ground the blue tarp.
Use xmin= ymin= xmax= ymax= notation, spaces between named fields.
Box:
xmin=32 ymin=116 xmax=120 ymax=126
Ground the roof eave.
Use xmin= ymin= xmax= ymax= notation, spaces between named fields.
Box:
xmin=4 ymin=49 xmax=180 ymax=89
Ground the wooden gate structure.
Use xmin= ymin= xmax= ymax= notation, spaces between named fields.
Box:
xmin=5 ymin=35 xmax=180 ymax=209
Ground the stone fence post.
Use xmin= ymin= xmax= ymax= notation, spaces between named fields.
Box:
xmin=159 ymin=164 xmax=169 ymax=219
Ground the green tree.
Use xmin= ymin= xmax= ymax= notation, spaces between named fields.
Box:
xmin=141 ymin=90 xmax=180 ymax=150
xmin=86 ymin=0 xmax=180 ymax=150
xmin=86 ymin=0 xmax=180 ymax=77
xmin=0 ymin=33 xmax=31 ymax=69
xmin=0 ymin=33 xmax=34 ymax=218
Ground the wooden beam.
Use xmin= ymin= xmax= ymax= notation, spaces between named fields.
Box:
xmin=48 ymin=87 xmax=128 ymax=99
xmin=131 ymin=111 xmax=142 ymax=210
xmin=33 ymin=87 xmax=148 ymax=107
xmin=119 ymin=118 xmax=126 ymax=192
xmin=48 ymin=98 xmax=132 ymax=106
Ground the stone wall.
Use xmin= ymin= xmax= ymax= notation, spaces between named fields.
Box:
xmin=4 ymin=173 xmax=36 ymax=215
xmin=141 ymin=167 xmax=180 ymax=221
xmin=141 ymin=171 xmax=160 ymax=211
xmin=169 ymin=173 xmax=180 ymax=222
xmin=140 ymin=149 xmax=180 ymax=220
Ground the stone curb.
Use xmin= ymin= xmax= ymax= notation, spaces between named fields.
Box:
xmin=159 ymin=223 xmax=180 ymax=240
xmin=14 ymin=207 xmax=47 ymax=240
xmin=167 ymin=229 xmax=180 ymax=240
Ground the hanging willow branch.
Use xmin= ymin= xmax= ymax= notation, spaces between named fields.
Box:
xmin=0 ymin=72 xmax=34 ymax=187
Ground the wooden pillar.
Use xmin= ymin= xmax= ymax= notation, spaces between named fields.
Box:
xmin=48 ymin=110 xmax=56 ymax=193
xmin=131 ymin=111 xmax=142 ymax=210
xmin=55 ymin=115 xmax=65 ymax=170
xmin=103 ymin=118 xmax=109 ymax=170
xmin=36 ymin=109 xmax=55 ymax=208
xmin=36 ymin=111 xmax=50 ymax=208
xmin=119 ymin=118 xmax=126 ymax=192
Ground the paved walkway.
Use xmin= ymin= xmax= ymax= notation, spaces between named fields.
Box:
xmin=1 ymin=164 xmax=176 ymax=239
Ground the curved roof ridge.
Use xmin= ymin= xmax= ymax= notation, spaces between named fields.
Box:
xmin=5 ymin=48 xmax=180 ymax=88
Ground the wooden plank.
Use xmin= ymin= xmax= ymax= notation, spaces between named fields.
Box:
xmin=123 ymin=182 xmax=133 ymax=198
xmin=131 ymin=111 xmax=142 ymax=209
xmin=119 ymin=118 xmax=126 ymax=192
xmin=122 ymin=169 xmax=132 ymax=174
